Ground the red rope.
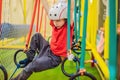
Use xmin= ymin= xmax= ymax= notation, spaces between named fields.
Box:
xmin=44 ymin=12 xmax=47 ymax=38
xmin=0 ymin=0 xmax=2 ymax=33
xmin=36 ymin=0 xmax=40 ymax=32
xmin=25 ymin=0 xmax=38 ymax=49
xmin=39 ymin=6 xmax=44 ymax=32
xmin=0 ymin=0 xmax=2 ymax=24
xmin=53 ymin=0 xmax=55 ymax=4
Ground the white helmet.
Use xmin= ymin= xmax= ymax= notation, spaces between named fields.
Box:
xmin=48 ymin=2 xmax=67 ymax=20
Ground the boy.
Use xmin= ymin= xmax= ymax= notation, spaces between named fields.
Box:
xmin=11 ymin=0 xmax=74 ymax=80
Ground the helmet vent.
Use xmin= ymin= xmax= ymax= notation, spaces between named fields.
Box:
xmin=48 ymin=2 xmax=67 ymax=20
xmin=54 ymin=14 xmax=57 ymax=16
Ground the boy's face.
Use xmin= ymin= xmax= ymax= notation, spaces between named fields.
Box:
xmin=53 ymin=19 xmax=66 ymax=29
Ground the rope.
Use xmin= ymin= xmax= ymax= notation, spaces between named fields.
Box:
xmin=39 ymin=6 xmax=44 ymax=32
xmin=9 ymin=64 xmax=20 ymax=80
xmin=80 ymin=0 xmax=88 ymax=69
xmin=0 ymin=0 xmax=2 ymax=25
xmin=67 ymin=0 xmax=71 ymax=51
xmin=43 ymin=13 xmax=47 ymax=38
xmin=0 ymin=0 xmax=2 ymax=36
xmin=25 ymin=0 xmax=38 ymax=49
xmin=74 ymin=0 xmax=77 ymax=43
xmin=36 ymin=0 xmax=40 ymax=32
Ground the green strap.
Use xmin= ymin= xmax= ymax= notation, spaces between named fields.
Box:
xmin=67 ymin=0 xmax=71 ymax=50
xmin=74 ymin=0 xmax=77 ymax=43
xmin=77 ymin=0 xmax=81 ymax=40
xmin=80 ymin=0 xmax=88 ymax=69
xmin=109 ymin=0 xmax=117 ymax=80
xmin=74 ymin=0 xmax=81 ymax=43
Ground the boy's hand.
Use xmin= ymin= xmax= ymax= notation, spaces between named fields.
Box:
xmin=79 ymin=68 xmax=86 ymax=75
xmin=67 ymin=54 xmax=74 ymax=61
xmin=23 ymin=47 xmax=28 ymax=53
xmin=67 ymin=50 xmax=74 ymax=61
xmin=117 ymin=26 xmax=120 ymax=35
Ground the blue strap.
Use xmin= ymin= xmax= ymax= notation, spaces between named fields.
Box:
xmin=9 ymin=64 xmax=20 ymax=80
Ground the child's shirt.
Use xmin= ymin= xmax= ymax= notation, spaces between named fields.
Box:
xmin=50 ymin=20 xmax=74 ymax=57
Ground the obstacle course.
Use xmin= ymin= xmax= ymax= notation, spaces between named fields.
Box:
xmin=0 ymin=0 xmax=119 ymax=80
